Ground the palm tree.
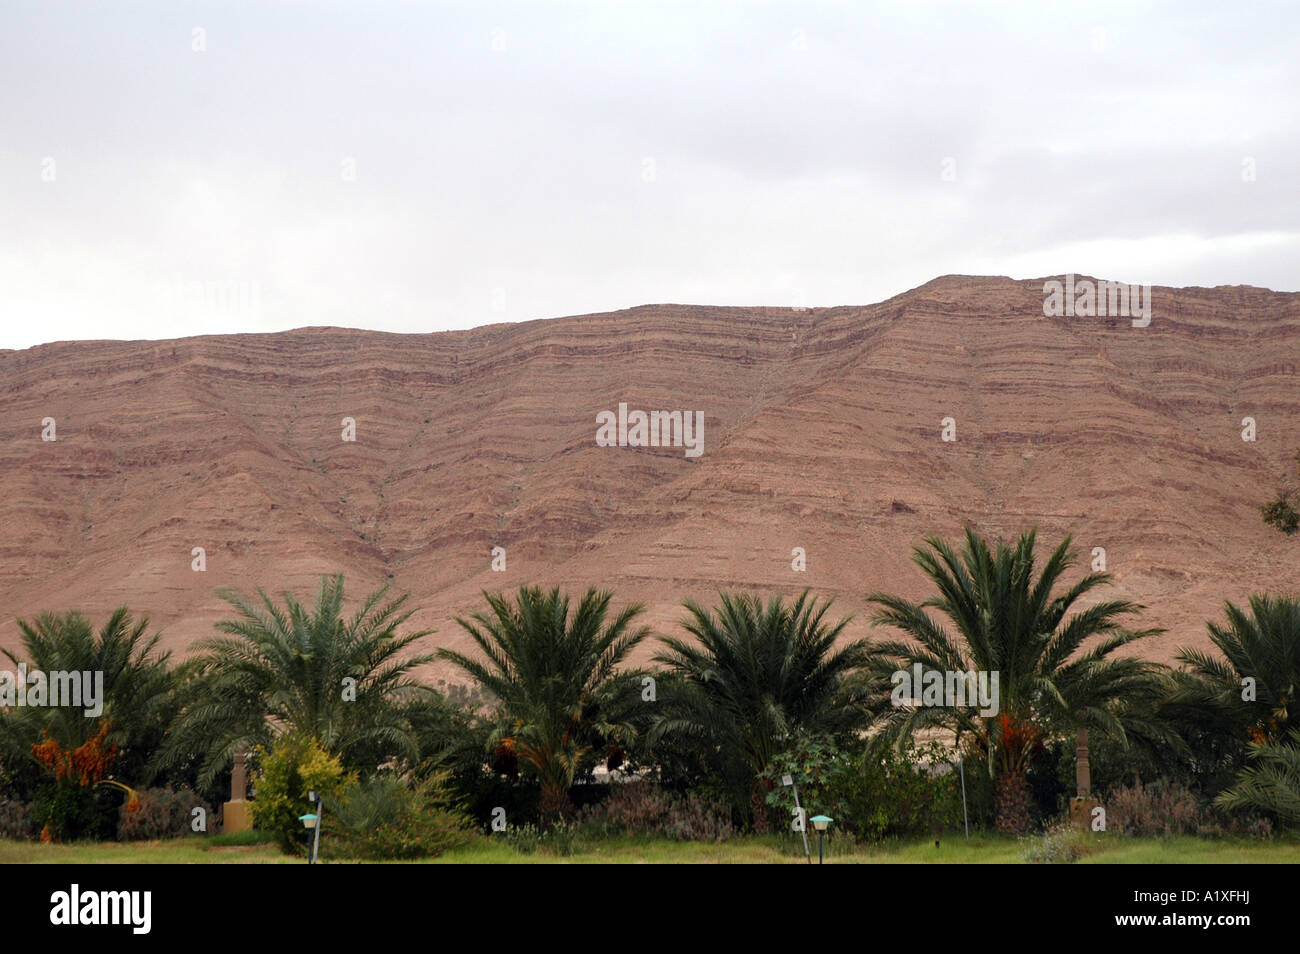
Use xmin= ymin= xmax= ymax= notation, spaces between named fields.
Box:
xmin=437 ymin=585 xmax=650 ymax=820
xmin=867 ymin=527 xmax=1169 ymax=832
xmin=159 ymin=574 xmax=434 ymax=788
xmin=0 ymin=608 xmax=175 ymax=800
xmin=1171 ymin=594 xmax=1300 ymax=745
xmin=652 ymin=590 xmax=874 ymax=830
xmin=1215 ymin=728 xmax=1300 ymax=828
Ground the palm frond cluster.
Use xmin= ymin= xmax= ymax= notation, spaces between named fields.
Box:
xmin=1 ymin=526 xmax=1297 ymax=834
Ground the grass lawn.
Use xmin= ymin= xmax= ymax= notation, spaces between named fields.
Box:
xmin=3 ymin=832 xmax=1296 ymax=864
xmin=0 ymin=839 xmax=289 ymax=864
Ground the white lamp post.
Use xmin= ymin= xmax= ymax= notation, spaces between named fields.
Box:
xmin=298 ymin=790 xmax=323 ymax=864
xmin=810 ymin=814 xmax=833 ymax=864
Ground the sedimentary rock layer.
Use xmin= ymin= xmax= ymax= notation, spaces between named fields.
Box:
xmin=1 ymin=274 xmax=1296 ymax=670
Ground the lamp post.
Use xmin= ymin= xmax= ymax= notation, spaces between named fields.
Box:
xmin=298 ymin=790 xmax=323 ymax=864
xmin=958 ymin=755 xmax=970 ymax=839
xmin=811 ymin=815 xmax=832 ymax=864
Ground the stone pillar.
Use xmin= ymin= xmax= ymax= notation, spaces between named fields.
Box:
xmin=231 ymin=751 xmax=248 ymax=800
xmin=222 ymin=751 xmax=253 ymax=834
xmin=1070 ymin=726 xmax=1100 ymax=830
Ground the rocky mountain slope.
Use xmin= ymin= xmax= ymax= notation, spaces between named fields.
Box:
xmin=1 ymin=275 xmax=1296 ymax=672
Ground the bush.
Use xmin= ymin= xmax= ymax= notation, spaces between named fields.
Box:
xmin=762 ymin=734 xmax=851 ymax=829
xmin=32 ymin=782 xmax=119 ymax=842
xmin=117 ymin=787 xmax=211 ymax=840
xmin=1261 ymin=489 xmax=1300 ymax=535
xmin=500 ymin=820 xmax=578 ymax=856
xmin=331 ymin=773 xmax=472 ymax=860
xmin=0 ymin=799 xmax=36 ymax=840
xmin=838 ymin=742 xmax=962 ymax=840
xmin=578 ymin=782 xmax=734 ymax=842
xmin=1021 ymin=822 xmax=1101 ymax=863
xmin=1098 ymin=779 xmax=1277 ymax=839
xmin=578 ymin=781 xmax=672 ymax=836
xmin=249 ymin=734 xmax=354 ymax=854
xmin=539 ymin=820 xmax=577 ymax=856
xmin=1197 ymin=813 xmax=1275 ymax=841
xmin=502 ymin=822 xmax=544 ymax=854
xmin=1105 ymin=780 xmax=1202 ymax=836
xmin=661 ymin=791 xmax=735 ymax=841
xmin=28 ymin=721 xmax=121 ymax=842
xmin=759 ymin=737 xmax=965 ymax=840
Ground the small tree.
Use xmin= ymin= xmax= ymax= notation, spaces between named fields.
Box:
xmin=0 ymin=608 xmax=174 ymax=832
xmin=438 ymin=586 xmax=650 ymax=821
xmin=159 ymin=574 xmax=433 ymax=788
xmin=867 ymin=527 xmax=1171 ymax=833
xmin=250 ymin=733 xmax=353 ymax=854
xmin=652 ymin=590 xmax=874 ymax=830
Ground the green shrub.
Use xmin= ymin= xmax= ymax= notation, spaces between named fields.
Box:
xmin=761 ymin=734 xmax=851 ymax=828
xmin=203 ymin=828 xmax=278 ymax=848
xmin=1261 ymin=491 xmax=1299 ymax=535
xmin=249 ymin=734 xmax=353 ymax=854
xmin=331 ymin=772 xmax=472 ymax=860
xmin=117 ymin=787 xmax=211 ymax=840
xmin=760 ymin=736 xmax=963 ymax=840
xmin=32 ymin=781 xmax=118 ymax=842
xmin=838 ymin=742 xmax=963 ymax=840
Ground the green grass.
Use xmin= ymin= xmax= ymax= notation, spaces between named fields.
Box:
xmin=0 ymin=838 xmax=289 ymax=864
xmin=1076 ymin=836 xmax=1300 ymax=864
xmin=421 ymin=833 xmax=1029 ymax=864
xmin=204 ymin=828 xmax=279 ymax=848
xmin=2 ymin=831 xmax=1295 ymax=864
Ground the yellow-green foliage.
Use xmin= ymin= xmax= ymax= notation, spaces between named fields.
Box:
xmin=331 ymin=771 xmax=474 ymax=860
xmin=250 ymin=733 xmax=355 ymax=853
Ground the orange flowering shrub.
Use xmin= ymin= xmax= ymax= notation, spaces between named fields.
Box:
xmin=31 ymin=721 xmax=118 ymax=786
xmin=30 ymin=722 xmax=123 ymax=842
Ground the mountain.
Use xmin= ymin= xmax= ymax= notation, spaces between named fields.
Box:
xmin=1 ymin=275 xmax=1297 ymax=673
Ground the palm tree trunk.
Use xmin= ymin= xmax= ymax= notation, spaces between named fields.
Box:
xmin=994 ymin=769 xmax=1032 ymax=833
xmin=1075 ymin=726 xmax=1091 ymax=798
xmin=750 ymin=778 xmax=772 ymax=834
xmin=540 ymin=780 xmax=571 ymax=824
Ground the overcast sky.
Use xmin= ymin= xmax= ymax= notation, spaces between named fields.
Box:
xmin=1 ymin=0 xmax=1296 ymax=350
